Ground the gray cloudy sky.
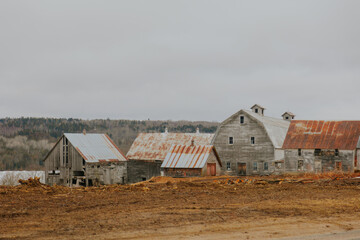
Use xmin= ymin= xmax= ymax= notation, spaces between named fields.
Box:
xmin=1 ymin=1 xmax=359 ymax=122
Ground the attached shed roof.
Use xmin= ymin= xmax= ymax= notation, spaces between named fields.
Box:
xmin=161 ymin=145 xmax=221 ymax=169
xmin=64 ymin=133 xmax=127 ymax=162
xmin=126 ymin=133 xmax=214 ymax=161
xmin=282 ymin=120 xmax=360 ymax=150
xmin=244 ymin=110 xmax=290 ymax=148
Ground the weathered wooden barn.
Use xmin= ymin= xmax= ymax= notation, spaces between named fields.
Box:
xmin=212 ymin=104 xmax=291 ymax=176
xmin=126 ymin=129 xmax=214 ymax=183
xmin=282 ymin=120 xmax=360 ymax=173
xmin=161 ymin=144 xmax=222 ymax=177
xmin=43 ymin=132 xmax=128 ymax=186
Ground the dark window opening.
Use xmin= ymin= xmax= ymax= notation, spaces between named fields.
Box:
xmin=253 ymin=162 xmax=258 ymax=171
xmin=240 ymin=116 xmax=244 ymax=124
xmin=251 ymin=137 xmax=255 ymax=145
xmin=286 ymin=117 xmax=289 ymax=119
xmin=335 ymin=149 xmax=339 ymax=156
xmin=298 ymin=149 xmax=301 ymax=156
xmin=142 ymin=177 xmax=146 ymax=181
xmin=255 ymin=109 xmax=258 ymax=113
xmin=226 ymin=162 xmax=231 ymax=171
xmin=264 ymin=162 xmax=268 ymax=171
xmin=314 ymin=149 xmax=321 ymax=156
xmin=87 ymin=179 xmax=93 ymax=187
xmin=229 ymin=137 xmax=234 ymax=145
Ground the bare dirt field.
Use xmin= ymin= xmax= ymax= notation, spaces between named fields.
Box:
xmin=1 ymin=174 xmax=360 ymax=240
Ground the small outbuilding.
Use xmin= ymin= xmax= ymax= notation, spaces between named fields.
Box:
xmin=126 ymin=128 xmax=214 ymax=183
xmin=161 ymin=144 xmax=222 ymax=177
xmin=43 ymin=132 xmax=128 ymax=186
xmin=282 ymin=120 xmax=360 ymax=173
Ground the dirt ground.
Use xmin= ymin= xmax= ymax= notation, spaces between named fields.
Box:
xmin=1 ymin=173 xmax=360 ymax=240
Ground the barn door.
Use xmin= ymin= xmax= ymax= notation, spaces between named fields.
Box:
xmin=238 ymin=163 xmax=247 ymax=176
xmin=207 ymin=163 xmax=216 ymax=176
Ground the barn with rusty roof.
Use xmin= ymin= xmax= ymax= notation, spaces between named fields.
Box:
xmin=282 ymin=120 xmax=360 ymax=173
xmin=161 ymin=144 xmax=222 ymax=177
xmin=43 ymin=132 xmax=128 ymax=186
xmin=126 ymin=128 xmax=214 ymax=183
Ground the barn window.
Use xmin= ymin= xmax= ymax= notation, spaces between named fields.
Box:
xmin=240 ymin=116 xmax=244 ymax=124
xmin=314 ymin=149 xmax=321 ymax=156
xmin=275 ymin=162 xmax=282 ymax=169
xmin=335 ymin=149 xmax=339 ymax=156
xmin=286 ymin=117 xmax=289 ymax=120
xmin=251 ymin=137 xmax=255 ymax=145
xmin=298 ymin=160 xmax=304 ymax=170
xmin=263 ymin=162 xmax=268 ymax=171
xmin=229 ymin=137 xmax=234 ymax=145
xmin=226 ymin=162 xmax=231 ymax=171
xmin=255 ymin=109 xmax=258 ymax=113
xmin=298 ymin=149 xmax=301 ymax=156
xmin=253 ymin=162 xmax=258 ymax=171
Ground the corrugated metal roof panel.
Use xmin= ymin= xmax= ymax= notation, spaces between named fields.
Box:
xmin=161 ymin=145 xmax=214 ymax=169
xmin=282 ymin=120 xmax=360 ymax=150
xmin=64 ymin=133 xmax=127 ymax=163
xmin=244 ymin=110 xmax=290 ymax=148
xmin=126 ymin=133 xmax=214 ymax=161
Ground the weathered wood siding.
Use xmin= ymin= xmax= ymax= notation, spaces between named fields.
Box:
xmin=44 ymin=136 xmax=86 ymax=186
xmin=163 ymin=151 xmax=221 ymax=177
xmin=213 ymin=111 xmax=274 ymax=176
xmin=127 ymin=160 xmax=162 ymax=183
xmin=86 ymin=162 xmax=127 ymax=185
xmin=284 ymin=149 xmax=354 ymax=173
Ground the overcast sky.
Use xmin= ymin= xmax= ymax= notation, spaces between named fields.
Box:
xmin=0 ymin=1 xmax=359 ymax=122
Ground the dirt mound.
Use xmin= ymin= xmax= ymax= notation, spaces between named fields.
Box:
xmin=18 ymin=177 xmax=43 ymax=187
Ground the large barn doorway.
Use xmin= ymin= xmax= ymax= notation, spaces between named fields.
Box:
xmin=207 ymin=163 xmax=216 ymax=176
xmin=238 ymin=163 xmax=247 ymax=175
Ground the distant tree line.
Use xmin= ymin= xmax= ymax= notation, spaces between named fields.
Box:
xmin=0 ymin=117 xmax=219 ymax=170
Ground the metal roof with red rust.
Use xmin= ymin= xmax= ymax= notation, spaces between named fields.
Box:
xmin=126 ymin=132 xmax=214 ymax=161
xmin=161 ymin=145 xmax=221 ymax=169
xmin=282 ymin=120 xmax=360 ymax=150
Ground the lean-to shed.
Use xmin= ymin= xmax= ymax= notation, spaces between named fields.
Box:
xmin=161 ymin=144 xmax=222 ymax=177
xmin=126 ymin=129 xmax=214 ymax=183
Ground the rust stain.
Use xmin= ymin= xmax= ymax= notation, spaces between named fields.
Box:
xmin=104 ymin=134 xmax=128 ymax=161
xmin=126 ymin=133 xmax=214 ymax=161
xmin=76 ymin=147 xmax=88 ymax=160
xmin=283 ymin=120 xmax=360 ymax=150
xmin=162 ymin=145 xmax=218 ymax=169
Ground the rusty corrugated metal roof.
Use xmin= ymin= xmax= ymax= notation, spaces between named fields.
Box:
xmin=161 ymin=145 xmax=218 ymax=169
xmin=126 ymin=133 xmax=214 ymax=161
xmin=282 ymin=120 xmax=360 ymax=150
xmin=65 ymin=133 xmax=127 ymax=162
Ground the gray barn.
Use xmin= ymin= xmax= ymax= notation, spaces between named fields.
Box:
xmin=126 ymin=129 xmax=214 ymax=183
xmin=43 ymin=132 xmax=128 ymax=186
xmin=282 ymin=120 xmax=360 ymax=173
xmin=212 ymin=104 xmax=291 ymax=175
